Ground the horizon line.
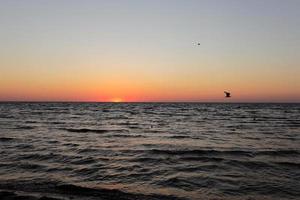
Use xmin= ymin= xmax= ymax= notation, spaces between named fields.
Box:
xmin=0 ymin=100 xmax=299 ymax=104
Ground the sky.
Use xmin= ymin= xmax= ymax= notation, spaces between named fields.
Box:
xmin=0 ymin=0 xmax=299 ymax=102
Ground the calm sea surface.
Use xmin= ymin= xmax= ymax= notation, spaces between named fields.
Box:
xmin=0 ymin=103 xmax=299 ymax=200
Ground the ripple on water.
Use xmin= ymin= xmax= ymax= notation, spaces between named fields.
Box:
xmin=0 ymin=103 xmax=299 ymax=200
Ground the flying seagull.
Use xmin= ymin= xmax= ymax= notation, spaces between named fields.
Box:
xmin=224 ymin=91 xmax=231 ymax=98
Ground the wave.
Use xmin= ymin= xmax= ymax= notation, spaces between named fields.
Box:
xmin=149 ymin=149 xmax=255 ymax=157
xmin=256 ymin=150 xmax=299 ymax=156
xmin=0 ymin=137 xmax=15 ymax=142
xmin=61 ymin=128 xmax=108 ymax=133
xmin=157 ymin=177 xmax=200 ymax=191
xmin=17 ymin=162 xmax=47 ymax=171
xmin=222 ymin=181 xmax=300 ymax=198
xmin=13 ymin=125 xmax=35 ymax=130
xmin=167 ymin=135 xmax=190 ymax=139
xmin=16 ymin=153 xmax=81 ymax=164
xmin=149 ymin=149 xmax=299 ymax=157
xmin=116 ymin=122 xmax=140 ymax=126
xmin=48 ymin=121 xmax=65 ymax=124
xmin=77 ymin=148 xmax=99 ymax=153
xmin=273 ymin=161 xmax=300 ymax=169
xmin=181 ymin=156 xmax=224 ymax=162
xmin=224 ymin=159 xmax=274 ymax=170
xmin=15 ymin=144 xmax=34 ymax=149
xmin=56 ymin=184 xmax=185 ymax=200
xmin=70 ymin=157 xmax=97 ymax=165
xmin=0 ymin=114 xmax=15 ymax=119
xmin=131 ymin=156 xmax=167 ymax=163
xmin=0 ymin=180 xmax=185 ymax=200
xmin=105 ymin=134 xmax=146 ymax=138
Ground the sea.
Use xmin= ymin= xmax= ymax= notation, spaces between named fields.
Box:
xmin=0 ymin=103 xmax=299 ymax=200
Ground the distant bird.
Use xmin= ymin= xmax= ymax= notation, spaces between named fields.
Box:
xmin=224 ymin=91 xmax=231 ymax=98
xmin=197 ymin=43 xmax=200 ymax=45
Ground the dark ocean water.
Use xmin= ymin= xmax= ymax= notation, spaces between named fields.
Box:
xmin=0 ymin=103 xmax=299 ymax=200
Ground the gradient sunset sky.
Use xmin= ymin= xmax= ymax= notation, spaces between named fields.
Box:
xmin=0 ymin=0 xmax=299 ymax=102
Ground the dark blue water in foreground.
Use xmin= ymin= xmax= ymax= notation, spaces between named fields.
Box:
xmin=0 ymin=103 xmax=299 ymax=200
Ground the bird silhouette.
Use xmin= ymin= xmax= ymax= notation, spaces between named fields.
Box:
xmin=224 ymin=91 xmax=231 ymax=98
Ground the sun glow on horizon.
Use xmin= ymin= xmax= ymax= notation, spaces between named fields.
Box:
xmin=110 ymin=98 xmax=123 ymax=103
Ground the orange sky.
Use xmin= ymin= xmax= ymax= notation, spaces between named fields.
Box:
xmin=0 ymin=1 xmax=299 ymax=102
